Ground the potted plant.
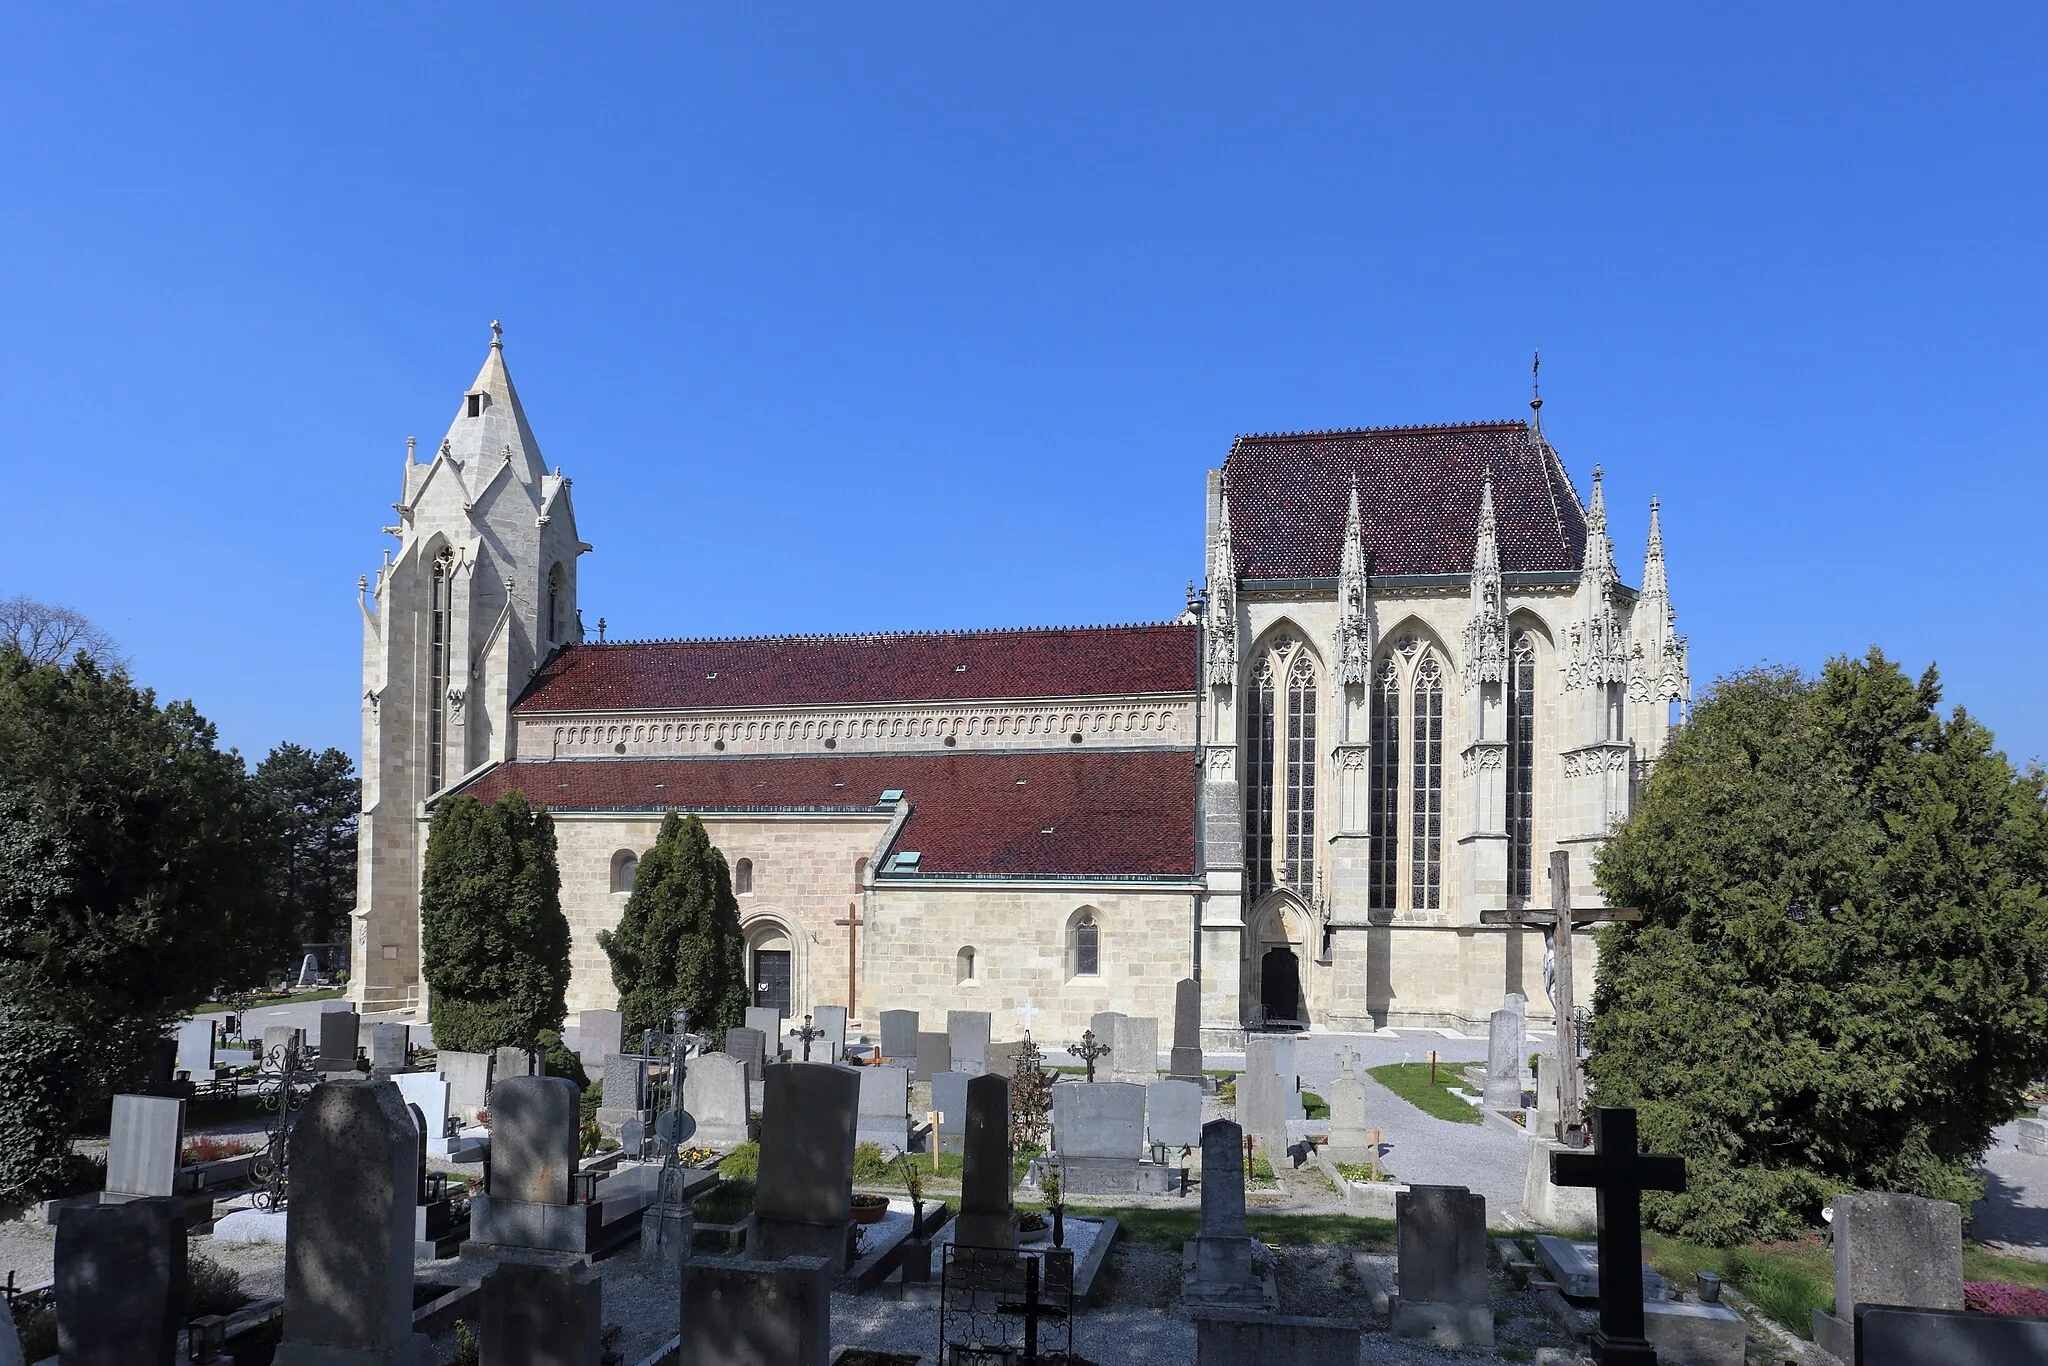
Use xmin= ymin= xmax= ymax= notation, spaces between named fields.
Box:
xmin=1016 ymin=1211 xmax=1051 ymax=1245
xmin=1042 ymin=1163 xmax=1065 ymax=1248
xmin=898 ymin=1155 xmax=932 ymax=1284
xmin=901 ymin=1155 xmax=926 ymax=1232
xmin=851 ymin=1193 xmax=890 ymax=1225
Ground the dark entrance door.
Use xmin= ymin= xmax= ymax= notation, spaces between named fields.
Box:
xmin=753 ymin=949 xmax=792 ymax=1018
xmin=1260 ymin=946 xmax=1302 ymax=1025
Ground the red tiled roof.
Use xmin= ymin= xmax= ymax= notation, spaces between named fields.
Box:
xmin=452 ymin=749 xmax=1197 ymax=880
xmin=515 ymin=624 xmax=1197 ymax=714
xmin=1222 ymin=421 xmax=1588 ymax=578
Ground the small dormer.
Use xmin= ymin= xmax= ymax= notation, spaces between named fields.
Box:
xmin=465 ymin=390 xmax=488 ymax=419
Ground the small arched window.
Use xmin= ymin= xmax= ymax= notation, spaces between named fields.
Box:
xmin=853 ymin=857 xmax=868 ymax=890
xmin=956 ymin=947 xmax=976 ymax=983
xmin=1068 ymin=909 xmax=1101 ymax=978
xmin=611 ymin=850 xmax=638 ymax=894
xmin=734 ymin=858 xmax=753 ymax=896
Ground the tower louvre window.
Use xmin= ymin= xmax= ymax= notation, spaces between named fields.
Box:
xmin=466 ymin=392 xmax=483 ymax=418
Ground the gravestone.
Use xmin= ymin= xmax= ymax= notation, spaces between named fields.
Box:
xmin=275 ymin=1080 xmax=431 ymax=1365
xmin=297 ymin=952 xmax=319 ymax=987
xmin=1090 ymin=1011 xmax=1128 ymax=1058
xmin=1854 ymin=1304 xmax=2048 ymax=1365
xmin=370 ymin=1022 xmax=409 ymax=1073
xmin=2016 ymin=1106 xmax=2048 ymax=1157
xmin=393 ymin=1072 xmax=454 ymax=1154
xmin=1184 ymin=1117 xmax=1263 ymax=1307
xmin=680 ymin=1256 xmax=831 ymax=1366
xmin=1483 ymin=1007 xmax=1524 ymax=1109
xmin=931 ymin=1072 xmax=969 ymax=1155
xmin=1112 ymin=1016 xmax=1159 ymax=1085
xmin=1550 ymin=1106 xmax=1689 ymax=1365
xmin=576 ymin=1008 xmax=623 ymax=1069
xmin=480 ymin=1259 xmax=601 ymax=1366
xmin=1169 ymin=977 xmax=1204 ymax=1081
xmin=1533 ymin=1051 xmax=1561 ymax=1137
xmin=947 ymin=1009 xmax=992 ymax=1076
xmin=985 ymin=1041 xmax=1027 ymax=1081
xmin=745 ymin=1006 xmax=786 ymax=1059
xmin=488 ymin=1076 xmax=582 ymax=1206
xmin=105 ymin=1094 xmax=185 ymax=1199
xmin=725 ymin=1026 xmax=768 ymax=1084
xmin=318 ymin=1008 xmax=362 ymax=1073
xmin=683 ymin=1052 xmax=752 ymax=1148
xmin=1053 ymin=1080 xmax=1153 ymax=1194
xmin=953 ymin=1073 xmax=1015 ymax=1250
xmin=811 ymin=1005 xmax=848 ymax=1063
xmin=915 ymin=1031 xmax=951 ymax=1083
xmin=493 ymin=1045 xmax=534 ymax=1087
xmin=753 ymin=1062 xmax=859 ymax=1267
xmin=1147 ymin=1079 xmax=1202 ymax=1151
xmin=596 ymin=1054 xmax=646 ymax=1136
xmin=442 ymin=1050 xmax=493 ymax=1125
xmin=878 ymin=1009 xmax=919 ymax=1063
xmin=55 ymin=1197 xmax=187 ymax=1366
xmin=1391 ymin=1185 xmax=1492 ymax=1346
xmin=1325 ymin=1052 xmax=1373 ymax=1163
xmin=856 ymin=1064 xmax=911 ymax=1151
xmin=175 ymin=1018 xmax=215 ymax=1078
xmin=1811 ymin=1192 xmax=1964 ymax=1360
xmin=0 ymin=1298 xmax=20 ymax=1366
xmin=263 ymin=1024 xmax=304 ymax=1064
xmin=1237 ymin=1035 xmax=1296 ymax=1150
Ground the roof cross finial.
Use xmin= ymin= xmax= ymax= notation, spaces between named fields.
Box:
xmin=490 ymin=319 xmax=503 ymax=348
xmin=1530 ymin=349 xmax=1544 ymax=425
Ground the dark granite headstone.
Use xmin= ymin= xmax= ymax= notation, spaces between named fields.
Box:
xmin=915 ymin=1031 xmax=950 ymax=1084
xmin=1855 ymin=1304 xmax=2048 ymax=1365
xmin=753 ymin=1062 xmax=859 ymax=1267
xmin=954 ymin=1073 xmax=1014 ymax=1250
xmin=724 ymin=1026 xmax=767 ymax=1084
xmin=1170 ymin=976 xmax=1204 ymax=1080
xmin=985 ymin=1041 xmax=1027 ymax=1081
xmin=488 ymin=1075 xmax=581 ymax=1206
xmin=55 ymin=1197 xmax=186 ymax=1366
xmin=317 ymin=1008 xmax=361 ymax=1072
xmin=480 ymin=1259 xmax=602 ymax=1365
xmin=681 ymin=1257 xmax=831 ymax=1366
xmin=277 ymin=1080 xmax=428 ymax=1363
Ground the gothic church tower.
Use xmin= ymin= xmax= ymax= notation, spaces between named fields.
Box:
xmin=351 ymin=325 xmax=588 ymax=1011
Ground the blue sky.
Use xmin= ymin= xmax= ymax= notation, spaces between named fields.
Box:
xmin=3 ymin=7 xmax=2043 ymax=766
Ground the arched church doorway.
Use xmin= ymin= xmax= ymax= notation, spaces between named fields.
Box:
xmin=1260 ymin=946 xmax=1303 ymax=1025
xmin=747 ymin=922 xmax=793 ymax=1019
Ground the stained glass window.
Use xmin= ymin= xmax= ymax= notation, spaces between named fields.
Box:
xmin=1507 ymin=632 xmax=1537 ymax=901
xmin=1410 ymin=655 xmax=1444 ymax=910
xmin=1368 ymin=661 xmax=1401 ymax=913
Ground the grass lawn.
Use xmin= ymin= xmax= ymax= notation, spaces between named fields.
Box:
xmin=1300 ymin=1091 xmax=1330 ymax=1120
xmin=1367 ymin=1061 xmax=1483 ymax=1124
xmin=860 ymin=1150 xmax=1037 ymax=1191
xmin=193 ymin=987 xmax=346 ymax=1014
xmin=1066 ymin=1206 xmax=1395 ymax=1250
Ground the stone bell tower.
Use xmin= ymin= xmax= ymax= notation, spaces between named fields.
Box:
xmin=351 ymin=323 xmax=590 ymax=1013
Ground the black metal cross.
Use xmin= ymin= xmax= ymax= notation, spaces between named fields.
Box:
xmin=1550 ymin=1107 xmax=1687 ymax=1364
xmin=796 ymin=1013 xmax=825 ymax=1063
xmin=1067 ymin=1029 xmax=1111 ymax=1083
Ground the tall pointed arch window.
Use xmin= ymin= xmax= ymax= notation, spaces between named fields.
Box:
xmin=547 ymin=564 xmax=563 ymax=645
xmin=1410 ymin=655 xmax=1444 ymax=910
xmin=427 ymin=549 xmax=453 ymax=794
xmin=1367 ymin=661 xmax=1401 ymax=912
xmin=1242 ymin=656 xmax=1276 ymax=895
xmin=1507 ymin=632 xmax=1537 ymax=900
xmin=1243 ymin=638 xmax=1320 ymax=898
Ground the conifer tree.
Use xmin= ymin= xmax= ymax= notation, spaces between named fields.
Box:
xmin=1590 ymin=651 xmax=2048 ymax=1245
xmin=598 ymin=812 xmax=749 ymax=1038
xmin=420 ymin=792 xmax=571 ymax=1053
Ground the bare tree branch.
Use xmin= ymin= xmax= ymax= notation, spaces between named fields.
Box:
xmin=0 ymin=595 xmax=128 ymax=669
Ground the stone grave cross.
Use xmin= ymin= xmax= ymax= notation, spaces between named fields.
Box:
xmin=1068 ymin=1029 xmax=1111 ymax=1083
xmin=1550 ymin=1106 xmax=1686 ymax=1366
xmin=1480 ymin=849 xmax=1640 ymax=1141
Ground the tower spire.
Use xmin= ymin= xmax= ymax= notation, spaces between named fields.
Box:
xmin=1642 ymin=496 xmax=1667 ymax=599
xmin=1336 ymin=473 xmax=1370 ymax=685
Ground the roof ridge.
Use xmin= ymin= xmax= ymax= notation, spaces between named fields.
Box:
xmin=1229 ymin=419 xmax=1528 ymax=444
xmin=583 ymin=620 xmax=1193 ymax=649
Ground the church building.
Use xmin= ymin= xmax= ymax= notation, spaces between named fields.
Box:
xmin=352 ymin=329 xmax=1688 ymax=1041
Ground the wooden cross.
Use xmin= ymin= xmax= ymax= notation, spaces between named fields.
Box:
xmin=832 ymin=900 xmax=864 ymax=1018
xmin=1481 ymin=849 xmax=1640 ymax=1142
xmin=1550 ymin=1106 xmax=1686 ymax=1364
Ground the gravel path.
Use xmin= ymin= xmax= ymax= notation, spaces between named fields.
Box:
xmin=1971 ymin=1120 xmax=2048 ymax=1261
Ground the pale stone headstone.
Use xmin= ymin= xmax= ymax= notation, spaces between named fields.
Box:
xmin=262 ymin=1024 xmax=303 ymax=1065
xmin=493 ymin=1045 xmax=534 ymax=1087
xmin=393 ymin=1072 xmax=451 ymax=1148
xmin=915 ymin=1031 xmax=950 ymax=1083
xmin=601 ymin=1054 xmax=645 ymax=1112
xmin=277 ymin=1080 xmax=430 ymax=1364
xmin=480 ymin=1259 xmax=601 ymax=1365
xmin=947 ymin=1009 xmax=992 ymax=1076
xmin=175 ymin=1018 xmax=215 ymax=1078
xmin=1533 ymin=1052 xmax=1561 ymax=1136
xmin=954 ymin=1073 xmax=1014 ymax=1250
xmin=106 ymin=1095 xmax=185 ymax=1199
xmin=1237 ymin=1035 xmax=1294 ymax=1149
xmin=576 ymin=1008 xmax=623 ymax=1069
xmin=296 ymin=952 xmax=319 ymax=987
xmin=745 ymin=1006 xmax=786 ymax=1059
xmin=317 ymin=1008 xmax=361 ymax=1072
xmin=1146 ymin=1079 xmax=1202 ymax=1150
xmin=724 ymin=1026 xmax=767 ymax=1084
xmin=682 ymin=1052 xmax=751 ymax=1148
xmin=1112 ymin=1016 xmax=1159 ymax=1084
xmin=754 ymin=1062 xmax=859 ymax=1267
xmin=1392 ymin=1185 xmax=1493 ymax=1346
xmin=488 ymin=1075 xmax=581 ymax=1206
xmin=811 ymin=1005 xmax=848 ymax=1064
xmin=1325 ymin=1061 xmax=1374 ymax=1163
xmin=1812 ymin=1193 xmax=1965 ymax=1357
xmin=1054 ymin=1080 xmax=1146 ymax=1160
xmin=1169 ymin=977 xmax=1204 ymax=1080
xmin=931 ymin=1072 xmax=969 ymax=1153
xmin=1185 ymin=1117 xmax=1261 ymax=1307
xmin=55 ymin=1197 xmax=186 ymax=1365
xmin=441 ymin=1049 xmax=492 ymax=1125
xmin=878 ymin=1009 xmax=919 ymax=1063
xmin=1483 ymin=1008 xmax=1525 ymax=1108
xmin=369 ymin=1022 xmax=408 ymax=1073
xmin=856 ymin=1064 xmax=911 ymax=1150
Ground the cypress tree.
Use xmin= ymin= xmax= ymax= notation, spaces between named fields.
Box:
xmin=598 ymin=811 xmax=749 ymax=1038
xmin=420 ymin=791 xmax=571 ymax=1053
